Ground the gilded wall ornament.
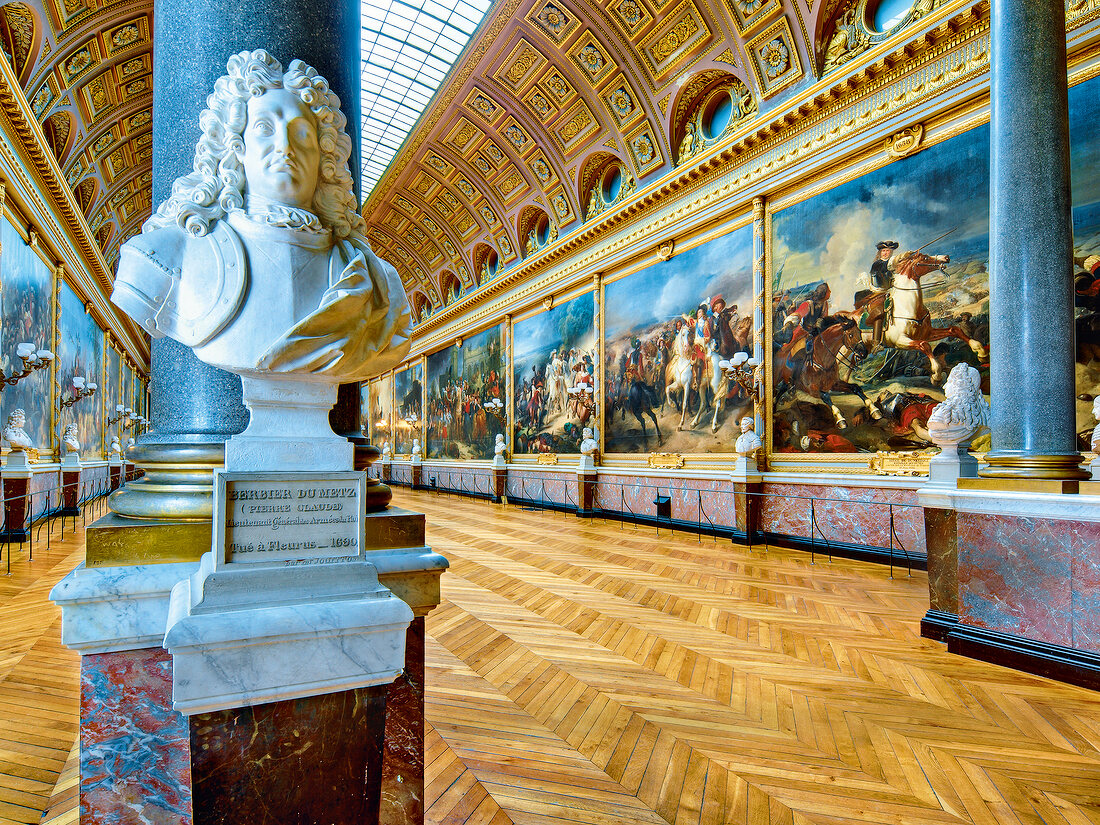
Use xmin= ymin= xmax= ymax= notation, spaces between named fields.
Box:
xmin=884 ymin=124 xmax=924 ymax=158
xmin=822 ymin=0 xmax=944 ymax=75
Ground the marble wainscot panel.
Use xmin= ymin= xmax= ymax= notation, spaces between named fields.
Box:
xmin=79 ymin=462 xmax=110 ymax=500
xmin=758 ymin=480 xmax=926 ymax=556
xmin=594 ymin=471 xmax=738 ymax=529
xmin=389 ymin=461 xmax=414 ymax=486
xmin=422 ymin=461 xmax=494 ymax=496
xmin=506 ymin=467 xmax=576 ymax=507
xmin=81 ymin=648 xmax=191 ymax=825
xmin=952 ymin=494 xmax=1100 ymax=648
xmin=920 ymin=487 xmax=1100 ymax=685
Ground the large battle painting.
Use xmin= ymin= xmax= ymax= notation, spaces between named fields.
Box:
xmin=58 ymin=281 xmax=104 ymax=456
xmin=771 ymin=126 xmax=991 ymax=454
xmin=1071 ymin=74 xmax=1100 ymax=449
xmin=393 ymin=362 xmax=423 ymax=454
xmin=426 ymin=325 xmax=504 ymax=459
xmin=366 ymin=375 xmax=392 ymax=448
xmin=603 ymin=225 xmax=754 ymax=453
xmin=0 ymin=217 xmax=53 ymax=450
xmin=513 ymin=294 xmax=595 ymax=453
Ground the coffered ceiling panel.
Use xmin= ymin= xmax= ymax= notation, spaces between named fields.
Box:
xmin=362 ymin=0 xmax=831 ymax=324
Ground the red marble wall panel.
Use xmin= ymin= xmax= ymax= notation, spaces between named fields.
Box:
xmin=422 ymin=462 xmax=493 ymax=497
xmin=389 ymin=462 xmax=413 ymax=486
xmin=958 ymin=512 xmax=1100 ymax=651
xmin=594 ymin=474 xmax=737 ymax=529
xmin=81 ymin=647 xmax=191 ymax=825
xmin=758 ymin=482 xmax=925 ymax=555
xmin=506 ymin=470 xmax=575 ymax=507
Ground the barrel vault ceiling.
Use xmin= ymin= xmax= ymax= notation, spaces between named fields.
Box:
xmin=1 ymin=0 xmax=151 ymax=272
xmin=0 ymin=0 xmax=964 ymax=324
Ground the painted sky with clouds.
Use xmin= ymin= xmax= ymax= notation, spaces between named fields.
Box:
xmin=604 ymin=224 xmax=753 ymax=340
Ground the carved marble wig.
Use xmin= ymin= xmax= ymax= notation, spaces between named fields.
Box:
xmin=62 ymin=424 xmax=81 ymax=456
xmin=112 ymin=50 xmax=411 ymax=382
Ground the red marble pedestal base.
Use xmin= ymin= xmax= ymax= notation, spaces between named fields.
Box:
xmin=0 ymin=475 xmax=28 ymax=542
xmin=577 ymin=472 xmax=597 ymax=515
xmin=381 ymin=616 xmax=425 ymax=824
xmin=190 ymin=687 xmax=389 ymax=825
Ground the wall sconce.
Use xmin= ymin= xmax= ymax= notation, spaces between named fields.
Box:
xmin=484 ymin=396 xmax=505 ymax=426
xmin=107 ymin=404 xmax=133 ymax=428
xmin=59 ymin=376 xmax=97 ymax=410
xmin=566 ymin=380 xmax=596 ymax=413
xmin=718 ymin=352 xmax=762 ymax=401
xmin=1 ymin=342 xmax=54 ymax=389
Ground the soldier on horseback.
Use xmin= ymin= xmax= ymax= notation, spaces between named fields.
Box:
xmin=855 ymin=240 xmax=899 ymax=351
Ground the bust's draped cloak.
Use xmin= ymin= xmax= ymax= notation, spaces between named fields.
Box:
xmin=112 ymin=219 xmax=411 ymax=381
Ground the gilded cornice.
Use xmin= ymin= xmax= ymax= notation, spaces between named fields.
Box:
xmin=0 ymin=45 xmax=148 ymax=367
xmin=407 ymin=0 xmax=994 ymax=354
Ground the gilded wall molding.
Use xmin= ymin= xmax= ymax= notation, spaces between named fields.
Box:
xmin=0 ymin=45 xmax=148 ymax=367
xmin=407 ymin=2 xmax=999 ymax=356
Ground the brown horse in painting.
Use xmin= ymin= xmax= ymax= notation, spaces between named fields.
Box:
xmin=857 ymin=250 xmax=987 ymax=383
xmin=777 ymin=317 xmax=881 ymax=430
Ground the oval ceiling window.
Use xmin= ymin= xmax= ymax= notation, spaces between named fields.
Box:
xmin=601 ymin=164 xmax=622 ymax=204
xmin=869 ymin=0 xmax=912 ymax=32
xmin=701 ymin=89 xmax=733 ymax=141
xmin=486 ymin=248 xmax=499 ymax=277
xmin=536 ymin=214 xmax=550 ymax=245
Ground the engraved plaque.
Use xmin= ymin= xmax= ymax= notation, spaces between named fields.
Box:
xmin=214 ymin=471 xmax=365 ymax=567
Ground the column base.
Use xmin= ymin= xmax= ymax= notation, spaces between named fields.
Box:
xmin=978 ymin=451 xmax=1089 ymax=481
xmin=109 ymin=442 xmax=225 ymax=521
xmin=960 ymin=478 xmax=1081 ymax=494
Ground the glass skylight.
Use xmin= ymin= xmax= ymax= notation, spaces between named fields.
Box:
xmin=360 ymin=0 xmax=494 ymax=199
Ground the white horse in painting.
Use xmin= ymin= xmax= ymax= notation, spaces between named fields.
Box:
xmin=664 ymin=326 xmax=695 ymax=431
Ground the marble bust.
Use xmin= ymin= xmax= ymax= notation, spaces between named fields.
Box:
xmin=3 ymin=409 xmax=39 ymax=462
xmin=381 ymin=440 xmax=391 ymax=460
xmin=127 ymin=437 xmax=136 ymax=452
xmin=1091 ymin=396 xmax=1100 ymax=455
xmin=928 ymin=363 xmax=989 ymax=446
xmin=578 ymin=427 xmax=598 ymax=470
xmin=580 ymin=427 xmax=598 ymax=457
xmin=62 ymin=424 xmax=81 ymax=456
xmin=410 ymin=438 xmax=422 ymax=463
xmin=734 ymin=417 xmax=762 ymax=457
xmin=109 ymin=437 xmax=123 ymax=458
xmin=494 ymin=434 xmax=506 ymax=458
xmin=112 ymin=50 xmax=411 ymax=383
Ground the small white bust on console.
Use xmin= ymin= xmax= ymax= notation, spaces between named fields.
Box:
xmin=733 ymin=416 xmax=762 ymax=474
xmin=3 ymin=409 xmax=39 ymax=466
xmin=578 ymin=427 xmax=599 ymax=471
xmin=108 ymin=437 xmax=123 ymax=460
xmin=492 ymin=433 xmax=507 ymax=468
xmin=61 ymin=423 xmax=81 ymax=466
xmin=1090 ymin=396 xmax=1100 ymax=480
xmin=381 ymin=440 xmax=391 ymax=461
xmin=926 ymin=362 xmax=989 ymax=484
xmin=411 ymin=438 xmax=422 ymax=464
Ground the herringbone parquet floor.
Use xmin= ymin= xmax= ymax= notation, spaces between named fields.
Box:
xmin=403 ymin=489 xmax=1100 ymax=825
xmin=0 ymin=510 xmax=84 ymax=825
xmin=6 ymin=490 xmax=1100 ymax=824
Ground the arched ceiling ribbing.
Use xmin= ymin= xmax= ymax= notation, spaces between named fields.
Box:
xmin=1 ymin=0 xmax=152 ymax=272
xmin=0 ymin=0 xmax=964 ymax=328
xmin=361 ymin=0 xmax=834 ymax=318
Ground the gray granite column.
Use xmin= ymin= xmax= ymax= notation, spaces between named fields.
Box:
xmin=112 ymin=0 xmax=363 ymax=519
xmin=981 ymin=0 xmax=1087 ymax=480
